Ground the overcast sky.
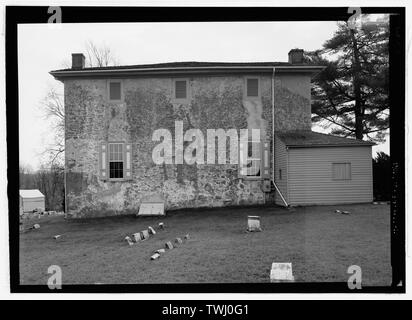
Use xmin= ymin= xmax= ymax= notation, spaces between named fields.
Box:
xmin=18 ymin=21 xmax=389 ymax=170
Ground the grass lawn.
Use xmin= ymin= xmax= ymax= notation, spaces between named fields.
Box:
xmin=19 ymin=203 xmax=391 ymax=285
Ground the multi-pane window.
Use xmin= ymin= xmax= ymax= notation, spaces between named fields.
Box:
xmin=246 ymin=140 xmax=261 ymax=177
xmin=109 ymin=143 xmax=124 ymax=179
xmin=240 ymin=139 xmax=261 ymax=178
xmin=109 ymin=81 xmax=122 ymax=101
xmin=175 ymin=80 xmax=187 ymax=99
xmin=332 ymin=163 xmax=351 ymax=180
xmin=246 ymin=78 xmax=259 ymax=97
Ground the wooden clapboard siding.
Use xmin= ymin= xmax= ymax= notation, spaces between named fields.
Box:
xmin=274 ymin=136 xmax=288 ymax=206
xmin=21 ymin=197 xmax=45 ymax=212
xmin=287 ymin=146 xmax=373 ymax=205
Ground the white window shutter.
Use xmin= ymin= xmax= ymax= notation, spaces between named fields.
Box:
xmin=124 ymin=143 xmax=132 ymax=180
xmin=239 ymin=131 xmax=248 ymax=176
xmin=100 ymin=143 xmax=108 ymax=180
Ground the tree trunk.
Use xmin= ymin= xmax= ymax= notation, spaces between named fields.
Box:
xmin=350 ymin=28 xmax=364 ymax=140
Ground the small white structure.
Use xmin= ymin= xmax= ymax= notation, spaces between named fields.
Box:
xmin=19 ymin=189 xmax=45 ymax=214
xmin=137 ymin=194 xmax=165 ymax=216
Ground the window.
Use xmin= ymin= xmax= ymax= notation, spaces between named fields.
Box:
xmin=109 ymin=81 xmax=122 ymax=101
xmin=109 ymin=143 xmax=124 ymax=179
xmin=175 ymin=80 xmax=187 ymax=99
xmin=332 ymin=163 xmax=351 ymax=180
xmin=100 ymin=142 xmax=132 ymax=181
xmin=246 ymin=78 xmax=259 ymax=98
xmin=279 ymin=169 xmax=282 ymax=180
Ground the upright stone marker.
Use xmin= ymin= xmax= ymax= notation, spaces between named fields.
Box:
xmin=165 ymin=241 xmax=173 ymax=250
xmin=270 ymin=263 xmax=294 ymax=282
xmin=141 ymin=230 xmax=150 ymax=240
xmin=247 ymin=216 xmax=261 ymax=232
xmin=132 ymin=233 xmax=142 ymax=242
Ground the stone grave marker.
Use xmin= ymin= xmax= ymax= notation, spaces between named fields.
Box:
xmin=137 ymin=194 xmax=165 ymax=216
xmin=151 ymin=253 xmax=160 ymax=260
xmin=132 ymin=233 xmax=142 ymax=242
xmin=165 ymin=241 xmax=173 ymax=250
xmin=247 ymin=216 xmax=261 ymax=232
xmin=124 ymin=236 xmax=134 ymax=246
xmin=270 ymin=263 xmax=294 ymax=282
xmin=141 ymin=230 xmax=150 ymax=240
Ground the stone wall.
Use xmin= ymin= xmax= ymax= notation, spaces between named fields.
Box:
xmin=64 ymin=73 xmax=311 ymax=217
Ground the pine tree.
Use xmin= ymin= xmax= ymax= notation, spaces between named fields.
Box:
xmin=306 ymin=16 xmax=389 ymax=142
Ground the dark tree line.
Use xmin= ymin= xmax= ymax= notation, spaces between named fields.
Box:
xmin=373 ymin=152 xmax=391 ymax=201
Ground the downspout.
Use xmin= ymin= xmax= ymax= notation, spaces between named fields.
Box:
xmin=272 ymin=67 xmax=275 ymax=182
xmin=271 ymin=67 xmax=289 ymax=207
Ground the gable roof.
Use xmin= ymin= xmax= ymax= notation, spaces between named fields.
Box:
xmin=19 ymin=189 xmax=45 ymax=198
xmin=276 ymin=131 xmax=375 ymax=148
xmin=50 ymin=61 xmax=325 ymax=80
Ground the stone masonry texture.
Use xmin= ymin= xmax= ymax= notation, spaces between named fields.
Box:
xmin=64 ymin=73 xmax=311 ymax=217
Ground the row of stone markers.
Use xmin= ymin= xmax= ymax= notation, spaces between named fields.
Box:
xmin=124 ymin=222 xmax=165 ymax=246
xmin=150 ymin=234 xmax=190 ymax=260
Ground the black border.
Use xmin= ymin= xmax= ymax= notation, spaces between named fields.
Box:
xmin=6 ymin=6 xmax=405 ymax=293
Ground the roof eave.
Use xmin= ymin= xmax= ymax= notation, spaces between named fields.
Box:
xmin=50 ymin=65 xmax=326 ymax=80
xmin=285 ymin=143 xmax=375 ymax=148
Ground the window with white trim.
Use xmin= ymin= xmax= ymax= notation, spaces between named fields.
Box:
xmin=100 ymin=142 xmax=132 ymax=181
xmin=109 ymin=143 xmax=124 ymax=179
xmin=332 ymin=162 xmax=351 ymax=180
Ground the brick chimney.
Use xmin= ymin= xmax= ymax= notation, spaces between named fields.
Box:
xmin=71 ymin=53 xmax=85 ymax=69
xmin=288 ymin=49 xmax=304 ymax=64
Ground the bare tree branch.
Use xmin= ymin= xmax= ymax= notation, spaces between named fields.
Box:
xmin=42 ymin=41 xmax=119 ymax=167
xmin=85 ymin=40 xmax=119 ymax=67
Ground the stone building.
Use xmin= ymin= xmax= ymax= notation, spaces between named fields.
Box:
xmin=51 ymin=49 xmax=374 ymax=218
